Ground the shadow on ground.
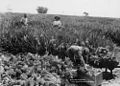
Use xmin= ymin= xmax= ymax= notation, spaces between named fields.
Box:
xmin=103 ymin=72 xmax=117 ymax=80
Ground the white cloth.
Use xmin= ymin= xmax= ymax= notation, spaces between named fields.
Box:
xmin=20 ymin=17 xmax=28 ymax=25
xmin=53 ymin=20 xmax=62 ymax=27
xmin=69 ymin=45 xmax=83 ymax=51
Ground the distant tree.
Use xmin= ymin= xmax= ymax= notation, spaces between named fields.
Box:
xmin=37 ymin=6 xmax=48 ymax=14
xmin=83 ymin=12 xmax=89 ymax=16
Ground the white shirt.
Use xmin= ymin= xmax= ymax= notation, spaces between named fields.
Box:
xmin=20 ymin=17 xmax=28 ymax=25
xmin=69 ymin=45 xmax=83 ymax=51
xmin=53 ymin=20 xmax=62 ymax=27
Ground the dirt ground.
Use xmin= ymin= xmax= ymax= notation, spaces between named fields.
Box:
xmin=102 ymin=68 xmax=120 ymax=86
xmin=101 ymin=50 xmax=120 ymax=86
xmin=102 ymin=50 xmax=120 ymax=86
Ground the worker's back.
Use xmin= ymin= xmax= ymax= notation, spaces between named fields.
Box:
xmin=68 ymin=45 xmax=83 ymax=52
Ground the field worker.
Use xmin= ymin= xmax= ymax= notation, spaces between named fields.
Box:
xmin=53 ymin=16 xmax=62 ymax=30
xmin=66 ymin=44 xmax=88 ymax=71
xmin=20 ymin=14 xmax=28 ymax=26
xmin=96 ymin=46 xmax=109 ymax=57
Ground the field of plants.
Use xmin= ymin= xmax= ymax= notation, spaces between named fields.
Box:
xmin=0 ymin=12 xmax=120 ymax=86
xmin=1 ymin=13 xmax=120 ymax=51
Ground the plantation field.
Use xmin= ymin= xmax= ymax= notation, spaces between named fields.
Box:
xmin=0 ymin=13 xmax=120 ymax=86
xmin=1 ymin=13 xmax=120 ymax=45
xmin=0 ymin=13 xmax=120 ymax=54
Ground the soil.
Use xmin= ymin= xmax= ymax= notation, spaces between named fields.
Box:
xmin=102 ymin=68 xmax=120 ymax=86
xmin=102 ymin=51 xmax=120 ymax=86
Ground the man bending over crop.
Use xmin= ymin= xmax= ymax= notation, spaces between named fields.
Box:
xmin=67 ymin=45 xmax=88 ymax=71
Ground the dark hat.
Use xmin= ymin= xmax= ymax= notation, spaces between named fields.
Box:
xmin=54 ymin=16 xmax=60 ymax=20
xmin=24 ymin=14 xmax=27 ymax=18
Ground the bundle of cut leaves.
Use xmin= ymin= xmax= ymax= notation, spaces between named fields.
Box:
xmin=40 ymin=70 xmax=61 ymax=86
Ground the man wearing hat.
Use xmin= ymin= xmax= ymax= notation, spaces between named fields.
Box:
xmin=66 ymin=45 xmax=88 ymax=72
xmin=53 ymin=16 xmax=62 ymax=28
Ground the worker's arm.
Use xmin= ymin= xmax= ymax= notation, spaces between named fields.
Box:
xmin=78 ymin=50 xmax=87 ymax=70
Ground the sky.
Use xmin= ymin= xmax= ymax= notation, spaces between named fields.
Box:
xmin=0 ymin=0 xmax=120 ymax=18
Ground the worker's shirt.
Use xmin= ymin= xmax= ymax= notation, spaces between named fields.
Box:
xmin=68 ymin=45 xmax=84 ymax=55
xmin=53 ymin=20 xmax=62 ymax=27
xmin=20 ymin=17 xmax=28 ymax=25
xmin=69 ymin=45 xmax=83 ymax=50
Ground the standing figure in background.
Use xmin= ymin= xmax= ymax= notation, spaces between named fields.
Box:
xmin=53 ymin=16 xmax=63 ymax=30
xmin=53 ymin=16 xmax=64 ymax=43
xmin=20 ymin=14 xmax=28 ymax=26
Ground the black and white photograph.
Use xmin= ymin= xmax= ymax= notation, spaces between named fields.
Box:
xmin=0 ymin=0 xmax=120 ymax=86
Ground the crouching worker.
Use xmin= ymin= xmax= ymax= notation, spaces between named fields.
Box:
xmin=66 ymin=45 xmax=88 ymax=72
xmin=96 ymin=46 xmax=109 ymax=57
